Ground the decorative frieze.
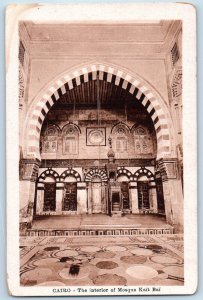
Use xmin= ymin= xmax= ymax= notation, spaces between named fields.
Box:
xmin=40 ymin=158 xmax=155 ymax=168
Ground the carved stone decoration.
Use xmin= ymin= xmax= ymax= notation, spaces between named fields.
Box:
xmin=171 ymin=42 xmax=180 ymax=67
xmin=86 ymin=127 xmax=106 ymax=146
xmin=111 ymin=123 xmax=130 ymax=153
xmin=19 ymin=159 xmax=40 ymax=181
xmin=156 ymin=159 xmax=168 ymax=181
xmin=40 ymin=158 xmax=155 ymax=168
xmin=84 ymin=167 xmax=108 ymax=182
xmin=132 ymin=126 xmax=153 ymax=154
xmin=42 ymin=125 xmax=59 ymax=153
xmin=62 ymin=123 xmax=80 ymax=154
xmin=19 ymin=66 xmax=25 ymax=110
xmin=156 ymin=159 xmax=177 ymax=181
xmin=171 ymin=68 xmax=182 ymax=99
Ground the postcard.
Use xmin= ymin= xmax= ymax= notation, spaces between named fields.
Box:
xmin=6 ymin=2 xmax=197 ymax=296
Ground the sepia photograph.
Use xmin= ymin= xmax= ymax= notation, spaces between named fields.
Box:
xmin=6 ymin=3 xmax=197 ymax=296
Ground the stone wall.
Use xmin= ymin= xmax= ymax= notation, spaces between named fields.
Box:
xmin=40 ymin=108 xmax=157 ymax=160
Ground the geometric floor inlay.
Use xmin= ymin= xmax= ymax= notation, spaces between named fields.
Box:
xmin=120 ymin=255 xmax=147 ymax=264
xmin=95 ymin=251 xmax=116 ymax=259
xmin=126 ymin=265 xmax=158 ymax=279
xmin=96 ymin=261 xmax=118 ymax=269
xmin=59 ymin=267 xmax=89 ymax=280
xmin=93 ymin=274 xmax=127 ymax=285
xmin=20 ymin=234 xmax=184 ymax=287
xmin=150 ymin=255 xmax=181 ymax=264
xmin=55 ymin=249 xmax=79 ymax=257
xmin=33 ymin=258 xmax=59 ymax=267
xmin=130 ymin=248 xmax=154 ymax=256
xmin=36 ymin=281 xmax=66 ymax=286
xmin=106 ymin=246 xmax=127 ymax=252
xmin=162 ymin=266 xmax=184 ymax=279
xmin=80 ymin=246 xmax=101 ymax=253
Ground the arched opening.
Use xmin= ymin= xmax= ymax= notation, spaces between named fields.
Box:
xmin=22 ymin=63 xmax=179 ymax=228
xmin=25 ymin=64 xmax=172 ymax=161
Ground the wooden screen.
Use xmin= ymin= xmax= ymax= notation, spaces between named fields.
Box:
xmin=137 ymin=181 xmax=150 ymax=209
xmin=43 ymin=183 xmax=56 ymax=211
xmin=121 ymin=182 xmax=130 ymax=210
xmin=63 ymin=182 xmax=77 ymax=211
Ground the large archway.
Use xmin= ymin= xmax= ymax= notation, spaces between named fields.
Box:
xmin=20 ymin=62 xmax=184 ymax=233
xmin=24 ymin=63 xmax=174 ymax=160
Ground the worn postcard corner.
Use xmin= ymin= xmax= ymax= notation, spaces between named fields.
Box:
xmin=6 ymin=2 xmax=197 ymax=297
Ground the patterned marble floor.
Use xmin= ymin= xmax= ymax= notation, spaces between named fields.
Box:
xmin=20 ymin=235 xmax=184 ymax=287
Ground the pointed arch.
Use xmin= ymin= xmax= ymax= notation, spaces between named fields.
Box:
xmin=61 ymin=122 xmax=81 ymax=134
xmin=111 ymin=122 xmax=131 ymax=134
xmin=25 ymin=62 xmax=172 ymax=159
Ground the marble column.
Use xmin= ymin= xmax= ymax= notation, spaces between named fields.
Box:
xmin=19 ymin=158 xmax=40 ymax=226
xmin=149 ymin=182 xmax=158 ymax=213
xmin=36 ymin=183 xmax=44 ymax=215
xmin=101 ymin=183 xmax=107 ymax=213
xmin=157 ymin=158 xmax=184 ymax=231
xmin=87 ymin=183 xmax=92 ymax=214
xmin=77 ymin=182 xmax=87 ymax=214
xmin=56 ymin=182 xmax=64 ymax=214
xmin=129 ymin=181 xmax=139 ymax=214
xmin=92 ymin=182 xmax=102 ymax=213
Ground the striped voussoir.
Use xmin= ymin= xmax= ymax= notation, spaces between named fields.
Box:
xmin=117 ymin=167 xmax=133 ymax=180
xmin=84 ymin=168 xmax=108 ymax=182
xmin=60 ymin=168 xmax=81 ymax=182
xmin=134 ymin=167 xmax=155 ymax=181
xmin=28 ymin=64 xmax=170 ymax=158
xmin=38 ymin=169 xmax=60 ymax=182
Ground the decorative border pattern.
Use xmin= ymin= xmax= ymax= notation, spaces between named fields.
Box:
xmin=25 ymin=227 xmax=174 ymax=237
xmin=27 ymin=64 xmax=171 ymax=159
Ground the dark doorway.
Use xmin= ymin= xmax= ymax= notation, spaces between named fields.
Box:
xmin=112 ymin=192 xmax=120 ymax=211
